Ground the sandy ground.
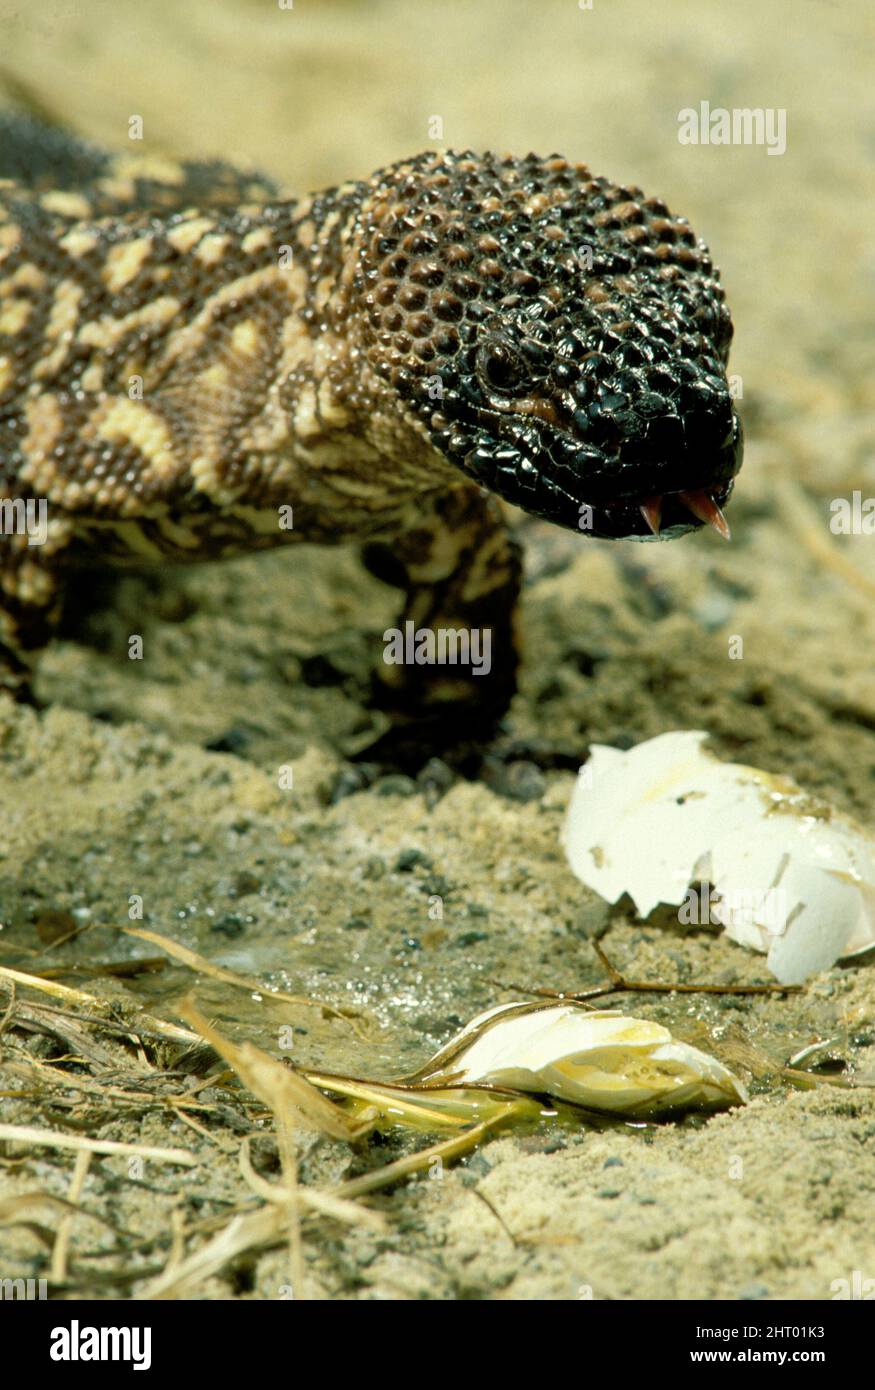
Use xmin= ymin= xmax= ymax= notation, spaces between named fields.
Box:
xmin=1 ymin=0 xmax=874 ymax=1300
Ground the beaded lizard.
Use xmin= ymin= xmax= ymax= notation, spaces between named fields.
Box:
xmin=0 ymin=114 xmax=742 ymax=735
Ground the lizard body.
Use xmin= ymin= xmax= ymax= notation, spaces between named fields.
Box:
xmin=0 ymin=115 xmax=742 ymax=728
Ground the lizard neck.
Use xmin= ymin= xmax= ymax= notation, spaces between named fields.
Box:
xmin=4 ymin=169 xmax=458 ymax=555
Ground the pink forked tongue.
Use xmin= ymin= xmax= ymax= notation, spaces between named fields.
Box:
xmin=678 ymin=489 xmax=731 ymax=540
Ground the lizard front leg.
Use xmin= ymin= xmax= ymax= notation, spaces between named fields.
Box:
xmin=0 ymin=533 xmax=65 ymax=702
xmin=364 ymin=485 xmax=522 ymax=743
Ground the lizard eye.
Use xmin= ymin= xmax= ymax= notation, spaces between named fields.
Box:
xmin=476 ymin=340 xmax=526 ymax=396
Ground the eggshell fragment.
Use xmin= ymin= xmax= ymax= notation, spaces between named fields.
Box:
xmin=426 ymin=1002 xmax=747 ymax=1116
xmin=562 ymin=731 xmax=875 ymax=984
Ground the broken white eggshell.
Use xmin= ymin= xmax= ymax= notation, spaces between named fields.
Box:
xmin=562 ymin=730 xmax=875 ymax=985
xmin=423 ymin=1002 xmax=746 ymax=1116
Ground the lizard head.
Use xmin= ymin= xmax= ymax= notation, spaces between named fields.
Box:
xmin=354 ymin=150 xmax=742 ymax=540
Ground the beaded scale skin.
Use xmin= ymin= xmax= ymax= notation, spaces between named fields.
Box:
xmin=0 ymin=115 xmax=742 ymax=732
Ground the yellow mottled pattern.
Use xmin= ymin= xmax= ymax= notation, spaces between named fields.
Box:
xmin=195 ymin=361 xmax=231 ymax=393
xmin=77 ymin=295 xmax=181 ymax=353
xmin=102 ymin=236 xmax=154 ymax=292
xmin=2 ymin=263 xmax=47 ymax=292
xmin=230 ymin=320 xmax=261 ymax=357
xmin=33 ymin=279 xmax=84 ymax=379
xmin=0 ymin=223 xmax=22 ymax=263
xmin=195 ymin=233 xmax=232 ymax=266
xmin=21 ymin=394 xmax=65 ymax=484
xmin=241 ymin=226 xmax=274 ymax=255
xmin=190 ymin=451 xmax=245 ymax=506
xmin=94 ymin=398 xmax=178 ymax=479
xmin=0 ymin=296 xmax=31 ymax=334
xmin=38 ymin=190 xmax=92 ymax=220
xmin=292 ymin=383 xmax=319 ymax=442
xmin=166 ymin=216 xmax=216 ymax=254
xmin=112 ymin=154 xmax=186 ymax=185
xmin=58 ymin=227 xmax=100 ymax=259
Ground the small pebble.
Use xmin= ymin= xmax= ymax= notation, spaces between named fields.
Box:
xmin=204 ymin=727 xmax=250 ymax=754
xmin=375 ymin=774 xmax=417 ymax=797
xmin=395 ymin=848 xmax=432 ymax=873
xmin=232 ymin=870 xmax=261 ymax=897
xmin=417 ymin=757 xmax=455 ymax=805
xmin=453 ymin=930 xmax=488 ymax=948
xmin=34 ymin=907 xmax=77 ymax=943
xmin=210 ymin=913 xmax=246 ymax=938
xmin=492 ymin=760 xmax=547 ymax=803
